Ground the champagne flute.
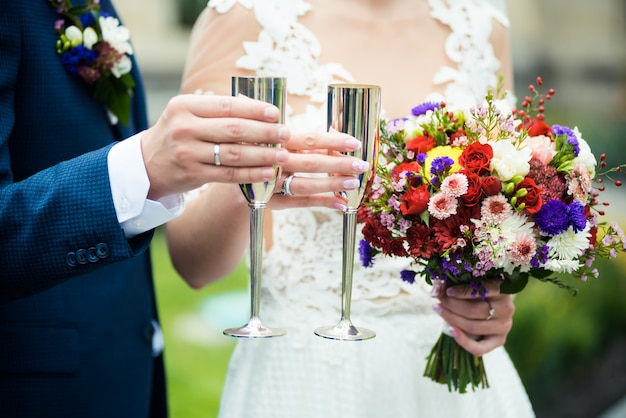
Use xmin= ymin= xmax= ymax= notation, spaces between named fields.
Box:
xmin=314 ymin=84 xmax=381 ymax=341
xmin=223 ymin=76 xmax=286 ymax=338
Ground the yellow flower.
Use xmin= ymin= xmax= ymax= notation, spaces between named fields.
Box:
xmin=424 ymin=146 xmax=463 ymax=180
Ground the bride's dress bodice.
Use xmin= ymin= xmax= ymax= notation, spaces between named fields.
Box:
xmin=189 ymin=0 xmax=511 ymax=340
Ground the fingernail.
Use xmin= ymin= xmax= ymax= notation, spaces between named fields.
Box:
xmin=432 ymin=304 xmax=443 ymax=315
xmin=261 ymin=167 xmax=276 ymax=180
xmin=343 ymin=179 xmax=360 ymax=189
xmin=333 ymin=202 xmax=347 ymax=212
xmin=278 ymin=127 xmax=290 ymax=142
xmin=345 ymin=138 xmax=361 ymax=150
xmin=446 ymin=287 xmax=457 ymax=297
xmin=352 ymin=161 xmax=369 ymax=172
xmin=430 ymin=282 xmax=442 ymax=297
xmin=442 ymin=323 xmax=459 ymax=338
xmin=264 ymin=106 xmax=280 ymax=120
xmin=275 ymin=149 xmax=289 ymax=163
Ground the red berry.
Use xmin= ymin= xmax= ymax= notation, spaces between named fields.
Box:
xmin=537 ymin=77 xmax=543 ymax=85
xmin=616 ymin=180 xmax=623 ymax=187
xmin=597 ymin=178 xmax=604 ymax=183
xmin=616 ymin=167 xmax=622 ymax=172
xmin=538 ymin=106 xmax=545 ymax=113
xmin=600 ymin=153 xmax=607 ymax=160
xmin=537 ymin=114 xmax=546 ymax=121
xmin=603 ymin=202 xmax=610 ymax=206
xmin=548 ymin=88 xmax=555 ymax=95
xmin=518 ymin=110 xmax=526 ymax=118
xmin=545 ymin=94 xmax=552 ymax=100
xmin=601 ymin=162 xmax=607 ymax=168
xmin=599 ymin=186 xmax=606 ymax=191
xmin=599 ymin=210 xmax=606 ymax=216
xmin=539 ymin=99 xmax=545 ymax=105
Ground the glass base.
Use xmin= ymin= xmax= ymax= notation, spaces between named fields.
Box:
xmin=314 ymin=319 xmax=375 ymax=341
xmin=223 ymin=317 xmax=285 ymax=338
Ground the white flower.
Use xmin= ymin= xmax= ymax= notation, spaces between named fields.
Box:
xmin=571 ymin=127 xmax=597 ymax=178
xmin=543 ymin=259 xmax=581 ymax=274
xmin=83 ymin=27 xmax=98 ymax=49
xmin=99 ymin=16 xmax=133 ymax=56
xmin=111 ymin=55 xmax=132 ymax=78
xmin=489 ymin=140 xmax=531 ymax=181
xmin=546 ymin=224 xmax=591 ymax=261
xmin=64 ymin=25 xmax=83 ymax=47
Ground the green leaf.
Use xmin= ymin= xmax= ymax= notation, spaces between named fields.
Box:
xmin=93 ymin=75 xmax=133 ymax=126
xmin=500 ymin=274 xmax=529 ymax=294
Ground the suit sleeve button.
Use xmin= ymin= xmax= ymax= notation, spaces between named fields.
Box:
xmin=66 ymin=252 xmax=77 ymax=267
xmin=87 ymin=247 xmax=99 ymax=263
xmin=76 ymin=249 xmax=88 ymax=264
xmin=96 ymin=243 xmax=109 ymax=259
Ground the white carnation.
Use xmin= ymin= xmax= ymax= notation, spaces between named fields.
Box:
xmin=489 ymin=141 xmax=531 ymax=181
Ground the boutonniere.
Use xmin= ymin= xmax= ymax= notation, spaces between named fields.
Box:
xmin=48 ymin=0 xmax=136 ymax=126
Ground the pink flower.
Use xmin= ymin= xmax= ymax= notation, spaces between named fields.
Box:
xmin=440 ymin=173 xmax=469 ymax=198
xmin=428 ymin=192 xmax=458 ymax=220
xmin=524 ymin=135 xmax=556 ymax=166
xmin=566 ymin=163 xmax=592 ymax=203
xmin=480 ymin=194 xmax=512 ymax=224
xmin=508 ymin=233 xmax=537 ymax=266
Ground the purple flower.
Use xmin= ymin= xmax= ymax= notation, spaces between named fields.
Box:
xmin=552 ymin=124 xmax=580 ymax=156
xmin=416 ymin=153 xmax=427 ymax=165
xmin=430 ymin=156 xmax=454 ymax=176
xmin=531 ymin=245 xmax=549 ymax=268
xmin=568 ymin=200 xmax=587 ymax=232
xmin=400 ymin=270 xmax=417 ymax=284
xmin=80 ymin=12 xmax=97 ymax=28
xmin=411 ymin=101 xmax=440 ymax=117
xmin=359 ymin=239 xmax=375 ymax=268
xmin=535 ymin=199 xmax=570 ymax=236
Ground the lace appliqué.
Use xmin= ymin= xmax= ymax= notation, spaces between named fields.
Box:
xmin=209 ymin=0 xmax=354 ymax=130
xmin=427 ymin=0 xmax=510 ymax=109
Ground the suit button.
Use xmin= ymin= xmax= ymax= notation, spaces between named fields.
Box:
xmin=66 ymin=252 xmax=77 ymax=267
xmin=96 ymin=243 xmax=109 ymax=259
xmin=76 ymin=249 xmax=88 ymax=264
xmin=87 ymin=247 xmax=99 ymax=263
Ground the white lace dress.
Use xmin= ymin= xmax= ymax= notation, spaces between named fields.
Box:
xmin=195 ymin=1 xmax=536 ymax=417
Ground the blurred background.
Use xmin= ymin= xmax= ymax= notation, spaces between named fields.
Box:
xmin=115 ymin=1 xmax=626 ymax=417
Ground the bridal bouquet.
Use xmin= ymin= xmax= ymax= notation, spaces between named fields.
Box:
xmin=358 ymin=78 xmax=626 ymax=393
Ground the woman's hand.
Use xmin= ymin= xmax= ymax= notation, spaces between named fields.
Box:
xmin=269 ymin=129 xmax=369 ymax=210
xmin=431 ymin=279 xmax=515 ymax=357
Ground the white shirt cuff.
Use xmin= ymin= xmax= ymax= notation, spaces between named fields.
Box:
xmin=108 ymin=132 xmax=185 ymax=238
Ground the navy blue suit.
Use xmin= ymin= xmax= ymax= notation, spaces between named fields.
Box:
xmin=0 ymin=1 xmax=167 ymax=416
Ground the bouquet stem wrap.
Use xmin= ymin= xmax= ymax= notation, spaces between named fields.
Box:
xmin=424 ymin=329 xmax=488 ymax=393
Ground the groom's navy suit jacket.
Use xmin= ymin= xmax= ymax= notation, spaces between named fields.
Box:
xmin=0 ymin=1 xmax=167 ymax=417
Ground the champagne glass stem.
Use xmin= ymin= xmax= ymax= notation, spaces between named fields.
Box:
xmin=249 ymin=203 xmax=264 ymax=322
xmin=339 ymin=209 xmax=357 ymax=322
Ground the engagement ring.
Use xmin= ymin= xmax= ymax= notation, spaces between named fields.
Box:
xmin=281 ymin=174 xmax=295 ymax=196
xmin=485 ymin=300 xmax=495 ymax=321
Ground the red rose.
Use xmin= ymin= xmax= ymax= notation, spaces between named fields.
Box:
xmin=406 ymin=134 xmax=436 ymax=154
xmin=460 ymin=171 xmax=482 ymax=206
xmin=516 ymin=177 xmax=543 ymax=214
xmin=481 ymin=176 xmax=502 ymax=196
xmin=459 ymin=142 xmax=493 ymax=175
xmin=400 ymin=184 xmax=430 ymax=215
